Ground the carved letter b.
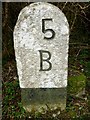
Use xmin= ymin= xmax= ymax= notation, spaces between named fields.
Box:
xmin=39 ymin=50 xmax=52 ymax=71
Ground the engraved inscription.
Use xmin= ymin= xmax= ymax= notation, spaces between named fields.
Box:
xmin=39 ymin=50 xmax=52 ymax=71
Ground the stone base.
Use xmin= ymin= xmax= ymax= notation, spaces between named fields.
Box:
xmin=21 ymin=88 xmax=67 ymax=112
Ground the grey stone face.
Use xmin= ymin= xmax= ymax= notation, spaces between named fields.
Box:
xmin=14 ymin=2 xmax=69 ymax=88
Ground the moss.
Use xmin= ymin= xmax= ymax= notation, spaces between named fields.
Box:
xmin=68 ymin=72 xmax=86 ymax=95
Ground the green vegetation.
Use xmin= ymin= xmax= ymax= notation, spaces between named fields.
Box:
xmin=68 ymin=72 xmax=86 ymax=95
xmin=3 ymin=80 xmax=26 ymax=119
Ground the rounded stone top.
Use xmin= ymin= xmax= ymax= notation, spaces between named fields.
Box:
xmin=14 ymin=2 xmax=69 ymax=88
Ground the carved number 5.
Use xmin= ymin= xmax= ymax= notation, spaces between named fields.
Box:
xmin=42 ymin=19 xmax=55 ymax=39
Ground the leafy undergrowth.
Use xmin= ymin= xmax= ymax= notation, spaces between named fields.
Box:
xmin=2 ymin=78 xmax=90 ymax=120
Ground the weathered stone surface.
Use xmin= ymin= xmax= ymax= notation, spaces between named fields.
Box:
xmin=14 ymin=2 xmax=69 ymax=88
xmin=21 ymin=88 xmax=67 ymax=112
